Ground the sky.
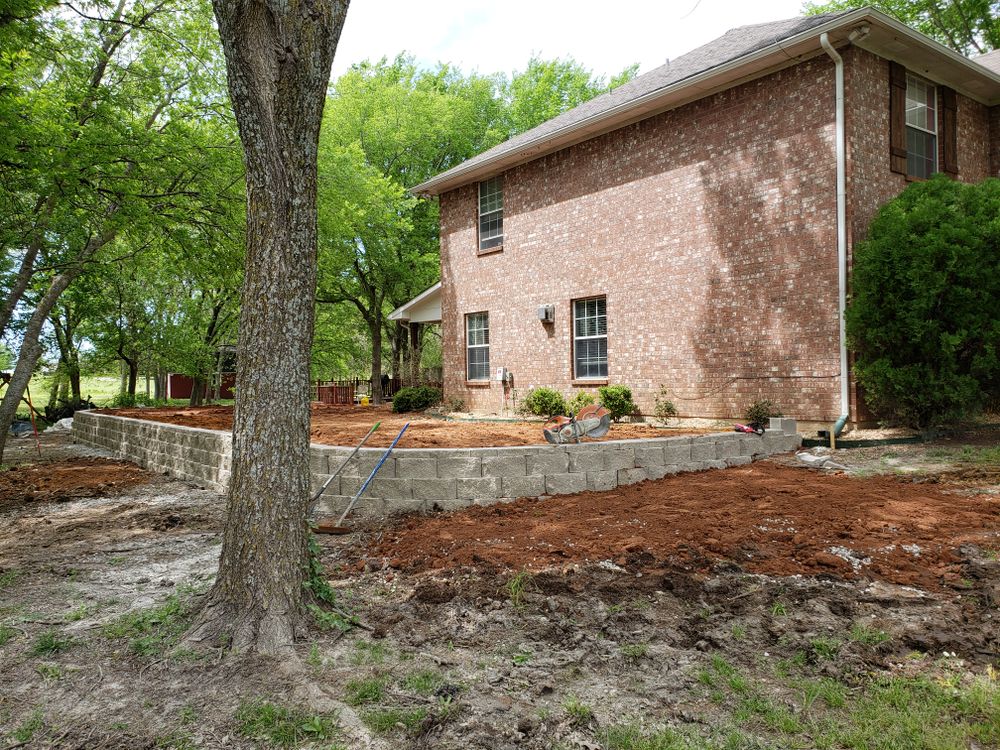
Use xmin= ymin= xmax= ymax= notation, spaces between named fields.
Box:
xmin=332 ymin=0 xmax=809 ymax=82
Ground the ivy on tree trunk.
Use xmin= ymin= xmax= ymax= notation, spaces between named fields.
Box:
xmin=182 ymin=0 xmax=348 ymax=655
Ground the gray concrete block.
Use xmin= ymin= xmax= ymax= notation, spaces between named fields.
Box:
xmin=704 ymin=459 xmax=728 ymax=470
xmin=726 ymin=455 xmax=753 ymax=467
xmin=309 ymin=450 xmax=329 ymax=475
xmin=394 ymin=457 xmax=436 ymax=479
xmin=436 ymin=456 xmax=482 ymax=478
xmin=369 ymin=477 xmax=413 ymax=499
xmin=411 ymin=478 xmax=457 ymax=501
xmin=568 ymin=450 xmax=604 ymax=473
xmin=634 ymin=446 xmax=665 ymax=467
xmin=587 ymin=470 xmax=618 ymax=491
xmin=663 ymin=444 xmax=692 ymax=464
xmin=456 ymin=477 xmax=501 ymax=500
xmin=690 ymin=442 xmax=716 ymax=461
xmin=646 ymin=464 xmax=681 ymax=480
xmin=604 ymin=447 xmax=635 ymax=471
xmin=502 ymin=475 xmax=545 ymax=499
xmin=617 ymin=467 xmax=648 ymax=485
xmin=545 ymin=473 xmax=587 ymax=495
xmin=483 ymin=455 xmax=527 ymax=477
xmin=527 ymin=451 xmax=569 ymax=475
xmin=716 ymin=440 xmax=740 ymax=459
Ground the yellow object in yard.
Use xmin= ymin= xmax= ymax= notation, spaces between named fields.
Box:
xmin=360 ymin=396 xmax=369 ymax=406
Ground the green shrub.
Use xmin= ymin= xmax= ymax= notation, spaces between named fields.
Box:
xmin=567 ymin=391 xmax=596 ymax=415
xmin=598 ymin=385 xmax=636 ymax=422
xmin=653 ymin=385 xmax=678 ymax=422
xmin=391 ymin=386 xmax=442 ymax=413
xmin=744 ymin=399 xmax=782 ymax=431
xmin=846 ymin=175 xmax=1000 ymax=430
xmin=521 ymin=387 xmax=567 ymax=418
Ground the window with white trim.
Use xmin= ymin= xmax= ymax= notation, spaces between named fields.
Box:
xmin=478 ymin=176 xmax=503 ymax=251
xmin=466 ymin=312 xmax=490 ymax=381
xmin=906 ymin=74 xmax=937 ymax=179
xmin=573 ymin=297 xmax=607 ymax=379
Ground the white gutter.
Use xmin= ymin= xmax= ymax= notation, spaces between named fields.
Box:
xmin=820 ymin=31 xmax=851 ymax=430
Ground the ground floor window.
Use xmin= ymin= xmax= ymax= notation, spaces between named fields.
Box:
xmin=466 ymin=312 xmax=490 ymax=381
xmin=573 ymin=297 xmax=607 ymax=379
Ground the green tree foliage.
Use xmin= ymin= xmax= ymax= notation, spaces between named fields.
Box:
xmin=845 ymin=175 xmax=1000 ymax=429
xmin=503 ymin=55 xmax=639 ymax=135
xmin=803 ymin=0 xmax=1000 ymax=55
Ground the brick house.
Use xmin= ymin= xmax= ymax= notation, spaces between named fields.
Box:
xmin=397 ymin=7 xmax=1000 ymax=426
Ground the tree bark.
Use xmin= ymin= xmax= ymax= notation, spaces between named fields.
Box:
xmin=409 ymin=321 xmax=422 ymax=386
xmin=183 ymin=0 xmax=349 ymax=656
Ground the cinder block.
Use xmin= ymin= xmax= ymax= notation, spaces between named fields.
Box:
xmin=545 ymin=473 xmax=587 ymax=495
xmin=634 ymin=446 xmax=665 ymax=467
xmin=437 ymin=456 xmax=482 ymax=478
xmin=309 ymin=450 xmax=329 ymax=475
xmin=646 ymin=464 xmax=682 ymax=480
xmin=603 ymin=447 xmax=635 ymax=471
xmin=527 ymin=451 xmax=569 ymax=475
xmin=617 ymin=467 xmax=647 ymax=485
xmin=456 ymin=477 xmax=501 ymax=500
xmin=368 ymin=477 xmax=412 ymax=499
xmin=411 ymin=478 xmax=457 ymax=501
xmin=715 ymin=440 xmax=740 ymax=459
xmin=483 ymin=455 xmax=527 ymax=477
xmin=587 ymin=470 xmax=618 ymax=491
xmin=568 ymin=450 xmax=604 ymax=473
xmin=663 ymin=444 xmax=692 ymax=464
xmin=502 ymin=475 xmax=545 ymax=499
xmin=690 ymin=442 xmax=716 ymax=461
xmin=394 ymin=457 xmax=436 ymax=479
xmin=726 ymin=455 xmax=753 ymax=467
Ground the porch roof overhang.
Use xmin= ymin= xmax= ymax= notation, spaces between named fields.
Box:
xmin=388 ymin=282 xmax=442 ymax=324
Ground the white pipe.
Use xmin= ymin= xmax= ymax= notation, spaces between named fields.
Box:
xmin=820 ymin=32 xmax=851 ymax=425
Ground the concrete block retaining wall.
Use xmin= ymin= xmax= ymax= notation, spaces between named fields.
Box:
xmin=73 ymin=411 xmax=801 ymax=518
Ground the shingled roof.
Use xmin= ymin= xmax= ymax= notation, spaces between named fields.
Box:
xmin=411 ymin=11 xmax=851 ymax=195
xmin=411 ymin=7 xmax=1000 ymax=196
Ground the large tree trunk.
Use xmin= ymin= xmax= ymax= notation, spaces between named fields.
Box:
xmin=369 ymin=317 xmax=383 ymax=405
xmin=408 ymin=321 xmax=422 ymax=386
xmin=183 ymin=0 xmax=348 ymax=656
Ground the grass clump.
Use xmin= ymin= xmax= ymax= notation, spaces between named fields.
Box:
xmin=102 ymin=593 xmax=192 ymax=657
xmin=620 ymin=642 xmax=649 ymax=659
xmin=350 ymin=639 xmax=388 ymax=665
xmin=849 ymin=622 xmax=891 ymax=647
xmin=0 ymin=624 xmax=18 ymax=646
xmin=30 ymin=629 xmax=74 ymax=656
xmin=235 ymin=699 xmax=341 ymax=747
xmin=0 ymin=569 xmax=19 ymax=591
xmin=810 ymin=636 xmax=842 ymax=661
xmin=12 ymin=709 xmax=45 ymax=743
xmin=401 ymin=668 xmax=443 ymax=695
xmin=361 ymin=706 xmax=428 ymax=735
xmin=504 ymin=569 xmax=534 ymax=610
xmin=562 ymin=695 xmax=595 ymax=728
xmin=344 ymin=676 xmax=386 ymax=707
xmin=600 ymin=722 xmax=693 ymax=749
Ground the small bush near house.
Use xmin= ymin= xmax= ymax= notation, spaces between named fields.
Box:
xmin=567 ymin=391 xmax=596 ymax=415
xmin=391 ymin=386 xmax=442 ymax=413
xmin=653 ymin=385 xmax=678 ymax=422
xmin=520 ymin=387 xmax=567 ymax=419
xmin=598 ymin=385 xmax=636 ymax=422
xmin=846 ymin=175 xmax=1000 ymax=431
xmin=744 ymin=399 xmax=782 ymax=431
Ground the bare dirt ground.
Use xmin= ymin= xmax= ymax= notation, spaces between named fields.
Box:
xmin=1 ymin=429 xmax=998 ymax=749
xmin=103 ymin=404 xmax=710 ymax=448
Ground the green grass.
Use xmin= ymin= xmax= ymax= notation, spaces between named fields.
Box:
xmin=360 ymin=706 xmax=428 ymax=735
xmin=599 ymin=723 xmax=695 ymax=749
xmin=621 ymin=642 xmax=649 ymax=659
xmin=235 ymin=700 xmax=342 ymax=747
xmin=505 ymin=569 xmax=533 ymax=610
xmin=344 ymin=677 xmax=386 ymax=706
xmin=11 ymin=709 xmax=45 ymax=743
xmin=401 ymin=668 xmax=444 ymax=695
xmin=30 ymin=629 xmax=74 ymax=656
xmin=0 ymin=624 xmax=17 ymax=646
xmin=810 ymin=636 xmax=842 ymax=661
xmin=350 ymin=639 xmax=388 ymax=665
xmin=563 ymin=695 xmax=595 ymax=728
xmin=102 ymin=593 xmax=193 ymax=657
xmin=849 ymin=623 xmax=891 ymax=647
xmin=0 ymin=569 xmax=19 ymax=592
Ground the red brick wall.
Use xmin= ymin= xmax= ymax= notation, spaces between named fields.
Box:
xmin=439 ymin=49 xmax=995 ymax=422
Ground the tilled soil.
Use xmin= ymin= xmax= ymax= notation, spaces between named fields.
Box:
xmin=371 ymin=462 xmax=1000 ymax=592
xmin=102 ymin=404 xmax=710 ymax=447
xmin=0 ymin=457 xmax=152 ymax=512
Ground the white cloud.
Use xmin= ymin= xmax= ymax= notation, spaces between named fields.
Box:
xmin=332 ymin=0 xmax=807 ymax=81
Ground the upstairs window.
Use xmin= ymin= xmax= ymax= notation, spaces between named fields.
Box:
xmin=466 ymin=312 xmax=490 ymax=381
xmin=478 ymin=176 xmax=503 ymax=251
xmin=573 ymin=297 xmax=607 ymax=380
xmin=905 ymin=74 xmax=937 ymax=180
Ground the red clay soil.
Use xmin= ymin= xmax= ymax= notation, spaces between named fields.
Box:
xmin=0 ymin=457 xmax=152 ymax=510
xmin=371 ymin=462 xmax=1000 ymax=591
xmin=102 ymin=404 xmax=709 ymax=448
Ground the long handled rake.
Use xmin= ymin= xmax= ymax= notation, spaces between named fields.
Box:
xmin=308 ymin=421 xmax=380 ymax=521
xmin=315 ymin=422 xmax=410 ymax=535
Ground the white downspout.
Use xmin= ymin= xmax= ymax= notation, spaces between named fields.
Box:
xmin=820 ymin=32 xmax=850 ymax=435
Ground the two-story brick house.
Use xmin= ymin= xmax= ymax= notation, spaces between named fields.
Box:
xmin=395 ymin=7 xmax=1000 ymax=426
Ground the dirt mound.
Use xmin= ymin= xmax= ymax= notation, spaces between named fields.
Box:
xmin=102 ymin=404 xmax=710 ymax=448
xmin=371 ymin=462 xmax=1000 ymax=591
xmin=0 ymin=457 xmax=152 ymax=510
